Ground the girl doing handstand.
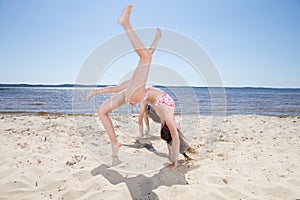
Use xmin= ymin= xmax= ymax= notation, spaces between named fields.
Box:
xmin=87 ymin=5 xmax=180 ymax=168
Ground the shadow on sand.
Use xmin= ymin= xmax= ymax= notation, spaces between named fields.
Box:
xmin=122 ymin=136 xmax=170 ymax=160
xmin=91 ymin=158 xmax=199 ymax=199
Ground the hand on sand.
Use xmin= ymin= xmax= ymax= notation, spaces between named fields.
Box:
xmin=187 ymin=147 xmax=199 ymax=154
xmin=167 ymin=162 xmax=177 ymax=169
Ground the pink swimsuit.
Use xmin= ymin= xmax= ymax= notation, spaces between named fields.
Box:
xmin=126 ymin=86 xmax=152 ymax=106
xmin=143 ymin=86 xmax=175 ymax=108
xmin=143 ymin=86 xmax=152 ymax=101
xmin=155 ymin=92 xmax=175 ymax=107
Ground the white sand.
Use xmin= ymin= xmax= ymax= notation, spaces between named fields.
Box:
xmin=0 ymin=114 xmax=299 ymax=200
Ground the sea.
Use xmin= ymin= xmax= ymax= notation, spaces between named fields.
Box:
xmin=0 ymin=85 xmax=299 ymax=116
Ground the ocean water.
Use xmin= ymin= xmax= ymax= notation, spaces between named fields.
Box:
xmin=0 ymin=86 xmax=299 ymax=116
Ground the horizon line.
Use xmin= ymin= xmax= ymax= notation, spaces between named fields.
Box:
xmin=0 ymin=83 xmax=299 ymax=89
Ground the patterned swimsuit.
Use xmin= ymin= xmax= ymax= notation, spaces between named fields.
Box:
xmin=144 ymin=86 xmax=175 ymax=108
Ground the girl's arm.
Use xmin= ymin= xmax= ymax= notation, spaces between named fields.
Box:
xmin=138 ymin=101 xmax=147 ymax=137
xmin=144 ymin=109 xmax=150 ymax=134
xmin=165 ymin=119 xmax=180 ymax=169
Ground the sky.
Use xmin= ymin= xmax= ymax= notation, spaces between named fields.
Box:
xmin=0 ymin=0 xmax=299 ymax=88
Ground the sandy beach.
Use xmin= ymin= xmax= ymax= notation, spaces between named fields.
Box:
xmin=0 ymin=113 xmax=299 ymax=200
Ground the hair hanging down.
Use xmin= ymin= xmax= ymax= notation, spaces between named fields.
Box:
xmin=160 ymin=123 xmax=192 ymax=160
xmin=146 ymin=104 xmax=189 ymax=153
xmin=146 ymin=104 xmax=161 ymax=123
xmin=146 ymin=104 xmax=198 ymax=159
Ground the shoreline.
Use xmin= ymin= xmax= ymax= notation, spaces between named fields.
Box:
xmin=0 ymin=111 xmax=299 ymax=118
xmin=0 ymin=114 xmax=299 ymax=199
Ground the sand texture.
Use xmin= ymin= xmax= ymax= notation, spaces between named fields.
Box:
xmin=0 ymin=114 xmax=299 ymax=200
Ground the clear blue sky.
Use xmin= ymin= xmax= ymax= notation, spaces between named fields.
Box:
xmin=0 ymin=0 xmax=299 ymax=88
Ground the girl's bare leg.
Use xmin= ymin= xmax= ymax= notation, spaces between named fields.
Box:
xmin=124 ymin=26 xmax=161 ymax=103
xmin=97 ymin=91 xmax=126 ymax=156
xmin=148 ymin=28 xmax=162 ymax=55
xmin=118 ymin=5 xmax=154 ymax=103
xmin=118 ymin=5 xmax=149 ymax=58
xmin=87 ymin=80 xmax=130 ymax=100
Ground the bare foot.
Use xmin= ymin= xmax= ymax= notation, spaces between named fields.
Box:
xmin=156 ymin=28 xmax=162 ymax=40
xmin=118 ymin=5 xmax=134 ymax=28
xmin=111 ymin=156 xmax=121 ymax=166
xmin=187 ymin=147 xmax=199 ymax=154
xmin=112 ymin=143 xmax=122 ymax=157
xmin=87 ymin=89 xmax=96 ymax=100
